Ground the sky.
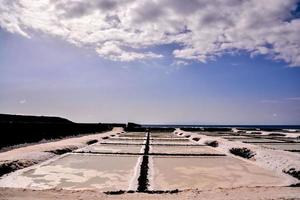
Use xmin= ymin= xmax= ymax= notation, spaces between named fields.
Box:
xmin=0 ymin=0 xmax=300 ymax=125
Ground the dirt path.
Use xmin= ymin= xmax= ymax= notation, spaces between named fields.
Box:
xmin=1 ymin=186 xmax=300 ymax=200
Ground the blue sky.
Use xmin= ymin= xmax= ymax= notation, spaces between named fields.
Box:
xmin=1 ymin=29 xmax=299 ymax=124
xmin=0 ymin=0 xmax=300 ymax=124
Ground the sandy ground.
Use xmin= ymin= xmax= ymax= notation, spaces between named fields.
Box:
xmin=0 ymin=186 xmax=300 ymax=200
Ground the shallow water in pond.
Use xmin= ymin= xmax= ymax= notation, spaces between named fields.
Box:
xmin=1 ymin=154 xmax=140 ymax=191
xmin=151 ymin=156 xmax=287 ymax=190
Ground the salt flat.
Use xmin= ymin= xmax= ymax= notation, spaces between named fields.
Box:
xmin=0 ymin=130 xmax=297 ymax=194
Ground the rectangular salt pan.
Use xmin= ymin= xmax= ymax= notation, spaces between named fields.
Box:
xmin=0 ymin=154 xmax=140 ymax=191
xmin=76 ymin=144 xmax=143 ymax=154
xmin=151 ymin=156 xmax=289 ymax=190
xmin=150 ymin=140 xmax=193 ymax=145
xmin=150 ymin=145 xmax=221 ymax=154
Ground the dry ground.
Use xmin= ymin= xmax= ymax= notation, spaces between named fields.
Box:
xmin=1 ymin=186 xmax=300 ymax=200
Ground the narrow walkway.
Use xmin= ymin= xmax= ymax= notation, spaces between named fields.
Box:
xmin=137 ymin=131 xmax=150 ymax=192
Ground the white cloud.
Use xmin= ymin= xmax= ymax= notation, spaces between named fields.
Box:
xmin=1 ymin=0 xmax=300 ymax=66
xmin=260 ymin=99 xmax=280 ymax=104
xmin=285 ymin=97 xmax=300 ymax=101
xmin=260 ymin=96 xmax=300 ymax=103
xmin=95 ymin=41 xmax=162 ymax=62
xmin=19 ymin=99 xmax=26 ymax=104
xmin=172 ymin=60 xmax=189 ymax=66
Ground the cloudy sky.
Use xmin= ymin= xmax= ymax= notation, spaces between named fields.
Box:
xmin=0 ymin=0 xmax=300 ymax=124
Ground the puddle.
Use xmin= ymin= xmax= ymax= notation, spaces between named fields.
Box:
xmin=151 ymin=156 xmax=288 ymax=190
